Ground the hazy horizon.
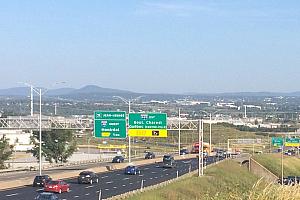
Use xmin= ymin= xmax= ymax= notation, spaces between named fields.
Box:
xmin=1 ymin=1 xmax=299 ymax=93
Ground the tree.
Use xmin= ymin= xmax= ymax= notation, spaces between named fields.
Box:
xmin=0 ymin=136 xmax=13 ymax=169
xmin=30 ymin=130 xmax=77 ymax=164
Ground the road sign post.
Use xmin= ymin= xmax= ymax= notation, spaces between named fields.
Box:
xmin=94 ymin=111 xmax=126 ymax=139
xmin=128 ymin=113 xmax=167 ymax=137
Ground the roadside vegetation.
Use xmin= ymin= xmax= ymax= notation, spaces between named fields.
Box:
xmin=30 ymin=130 xmax=77 ymax=163
xmin=126 ymin=159 xmax=300 ymax=200
xmin=0 ymin=136 xmax=13 ymax=169
xmin=252 ymin=153 xmax=300 ymax=177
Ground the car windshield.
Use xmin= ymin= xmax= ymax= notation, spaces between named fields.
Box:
xmin=80 ymin=172 xmax=92 ymax=176
xmin=35 ymin=176 xmax=45 ymax=180
xmin=37 ymin=194 xmax=55 ymax=200
xmin=47 ymin=181 xmax=59 ymax=185
xmin=164 ymin=156 xmax=172 ymax=160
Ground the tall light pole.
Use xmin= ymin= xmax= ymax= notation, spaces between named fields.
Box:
xmin=113 ymin=96 xmax=143 ymax=163
xmin=21 ymin=82 xmax=65 ymax=175
xmin=178 ymin=108 xmax=181 ymax=156
xmin=199 ymin=110 xmax=220 ymax=153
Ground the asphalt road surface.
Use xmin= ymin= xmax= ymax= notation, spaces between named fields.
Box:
xmin=0 ymin=156 xmax=222 ymax=200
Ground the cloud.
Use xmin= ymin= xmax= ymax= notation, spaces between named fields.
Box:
xmin=135 ymin=1 xmax=213 ymax=17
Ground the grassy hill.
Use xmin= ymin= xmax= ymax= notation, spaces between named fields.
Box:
xmin=127 ymin=160 xmax=261 ymax=200
xmin=253 ymin=153 xmax=300 ymax=177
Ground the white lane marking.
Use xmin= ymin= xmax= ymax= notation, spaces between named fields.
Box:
xmin=122 ymin=184 xmax=126 ymax=187
xmin=113 ymin=186 xmax=117 ymax=189
xmin=106 ymin=181 xmax=113 ymax=184
xmin=154 ymin=177 xmax=158 ymax=179
xmin=85 ymin=193 xmax=90 ymax=196
xmin=166 ymin=174 xmax=169 ymax=175
xmin=6 ymin=193 xmax=19 ymax=197
xmin=144 ymin=168 xmax=149 ymax=170
xmin=139 ymin=174 xmax=144 ymax=177
xmin=150 ymin=178 xmax=153 ymax=180
xmin=123 ymin=177 xmax=130 ymax=180
xmin=101 ymin=176 xmax=108 ymax=179
xmin=105 ymin=188 xmax=110 ymax=191
xmin=151 ymin=172 xmax=156 ymax=174
xmin=85 ymin=185 xmax=94 ymax=189
xmin=74 ymin=196 xmax=79 ymax=198
xmin=129 ymin=182 xmax=133 ymax=185
xmin=116 ymin=174 xmax=121 ymax=176
xmin=163 ymin=169 xmax=168 ymax=171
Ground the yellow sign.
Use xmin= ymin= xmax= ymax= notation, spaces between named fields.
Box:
xmin=97 ymin=144 xmax=127 ymax=149
xmin=102 ymin=132 xmax=111 ymax=137
xmin=128 ymin=129 xmax=167 ymax=137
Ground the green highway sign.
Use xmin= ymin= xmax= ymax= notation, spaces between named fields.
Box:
xmin=285 ymin=138 xmax=300 ymax=147
xmin=272 ymin=137 xmax=284 ymax=147
xmin=94 ymin=111 xmax=126 ymax=139
xmin=128 ymin=113 xmax=167 ymax=137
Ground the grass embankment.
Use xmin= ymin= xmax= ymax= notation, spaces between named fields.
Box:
xmin=253 ymin=154 xmax=300 ymax=177
xmin=127 ymin=160 xmax=261 ymax=200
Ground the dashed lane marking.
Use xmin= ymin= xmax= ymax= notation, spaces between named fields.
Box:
xmin=101 ymin=176 xmax=108 ymax=179
xmin=106 ymin=181 xmax=113 ymax=184
xmin=85 ymin=185 xmax=94 ymax=189
xmin=6 ymin=193 xmax=19 ymax=197
xmin=122 ymin=184 xmax=126 ymax=187
xmin=85 ymin=193 xmax=90 ymax=196
xmin=123 ymin=177 xmax=130 ymax=180
xmin=74 ymin=196 xmax=79 ymax=198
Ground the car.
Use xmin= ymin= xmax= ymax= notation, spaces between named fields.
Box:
xmin=162 ymin=155 xmax=176 ymax=168
xmin=35 ymin=192 xmax=59 ymax=200
xmin=78 ymin=171 xmax=99 ymax=184
xmin=180 ymin=149 xmax=189 ymax=155
xmin=33 ymin=175 xmax=52 ymax=187
xmin=145 ymin=152 xmax=156 ymax=159
xmin=112 ymin=155 xmax=125 ymax=163
xmin=124 ymin=165 xmax=141 ymax=175
xmin=44 ymin=180 xmax=70 ymax=194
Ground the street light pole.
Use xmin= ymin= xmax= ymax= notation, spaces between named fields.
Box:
xmin=209 ymin=113 xmax=212 ymax=153
xmin=178 ymin=108 xmax=181 ymax=156
xmin=39 ymin=89 xmax=42 ymax=175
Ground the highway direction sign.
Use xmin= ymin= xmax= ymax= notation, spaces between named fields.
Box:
xmin=128 ymin=113 xmax=167 ymax=137
xmin=272 ymin=137 xmax=284 ymax=147
xmin=94 ymin=111 xmax=126 ymax=139
xmin=285 ymin=138 xmax=300 ymax=147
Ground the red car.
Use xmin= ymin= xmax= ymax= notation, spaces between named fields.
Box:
xmin=44 ymin=180 xmax=70 ymax=194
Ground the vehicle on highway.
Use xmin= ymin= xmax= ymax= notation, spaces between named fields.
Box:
xmin=33 ymin=175 xmax=52 ymax=187
xmin=112 ymin=155 xmax=125 ymax=163
xmin=124 ymin=165 xmax=141 ymax=175
xmin=44 ymin=180 xmax=70 ymax=194
xmin=278 ymin=176 xmax=300 ymax=185
xmin=145 ymin=152 xmax=156 ymax=159
xmin=78 ymin=171 xmax=99 ymax=184
xmin=35 ymin=192 xmax=59 ymax=200
xmin=180 ymin=149 xmax=189 ymax=155
xmin=162 ymin=155 xmax=176 ymax=168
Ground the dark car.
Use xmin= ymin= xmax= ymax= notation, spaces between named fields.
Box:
xmin=78 ymin=171 xmax=99 ymax=184
xmin=162 ymin=155 xmax=176 ymax=168
xmin=35 ymin=192 xmax=59 ymax=200
xmin=124 ymin=165 xmax=141 ymax=175
xmin=180 ymin=149 xmax=189 ymax=155
xmin=145 ymin=152 xmax=156 ymax=159
xmin=33 ymin=175 xmax=52 ymax=187
xmin=112 ymin=155 xmax=125 ymax=163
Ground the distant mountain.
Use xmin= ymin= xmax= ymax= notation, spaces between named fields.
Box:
xmin=0 ymin=87 xmax=30 ymax=96
xmin=46 ymin=88 xmax=76 ymax=96
xmin=68 ymin=85 xmax=133 ymax=95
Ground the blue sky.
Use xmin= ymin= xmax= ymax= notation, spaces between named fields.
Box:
xmin=0 ymin=0 xmax=299 ymax=93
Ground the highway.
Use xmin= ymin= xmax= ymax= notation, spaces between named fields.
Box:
xmin=0 ymin=156 xmax=221 ymax=200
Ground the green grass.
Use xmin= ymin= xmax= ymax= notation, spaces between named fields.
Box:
xmin=253 ymin=153 xmax=300 ymax=177
xmin=127 ymin=160 xmax=261 ymax=200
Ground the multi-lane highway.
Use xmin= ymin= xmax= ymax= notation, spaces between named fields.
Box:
xmin=0 ymin=156 xmax=221 ymax=200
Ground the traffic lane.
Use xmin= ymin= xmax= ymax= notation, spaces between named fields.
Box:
xmin=0 ymin=157 xmax=209 ymax=200
xmin=59 ymin=158 xmax=201 ymax=199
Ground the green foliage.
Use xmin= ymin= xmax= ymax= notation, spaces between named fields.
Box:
xmin=0 ymin=136 xmax=13 ymax=169
xmin=30 ymin=130 xmax=77 ymax=164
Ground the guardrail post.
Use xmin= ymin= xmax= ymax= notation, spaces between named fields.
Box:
xmin=98 ymin=189 xmax=102 ymax=200
xmin=177 ymin=170 xmax=179 ymax=178
xmin=141 ymin=179 xmax=144 ymax=191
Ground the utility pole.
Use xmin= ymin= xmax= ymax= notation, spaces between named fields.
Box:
xmin=30 ymin=86 xmax=33 ymax=116
xmin=209 ymin=113 xmax=212 ymax=153
xmin=54 ymin=103 xmax=57 ymax=115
